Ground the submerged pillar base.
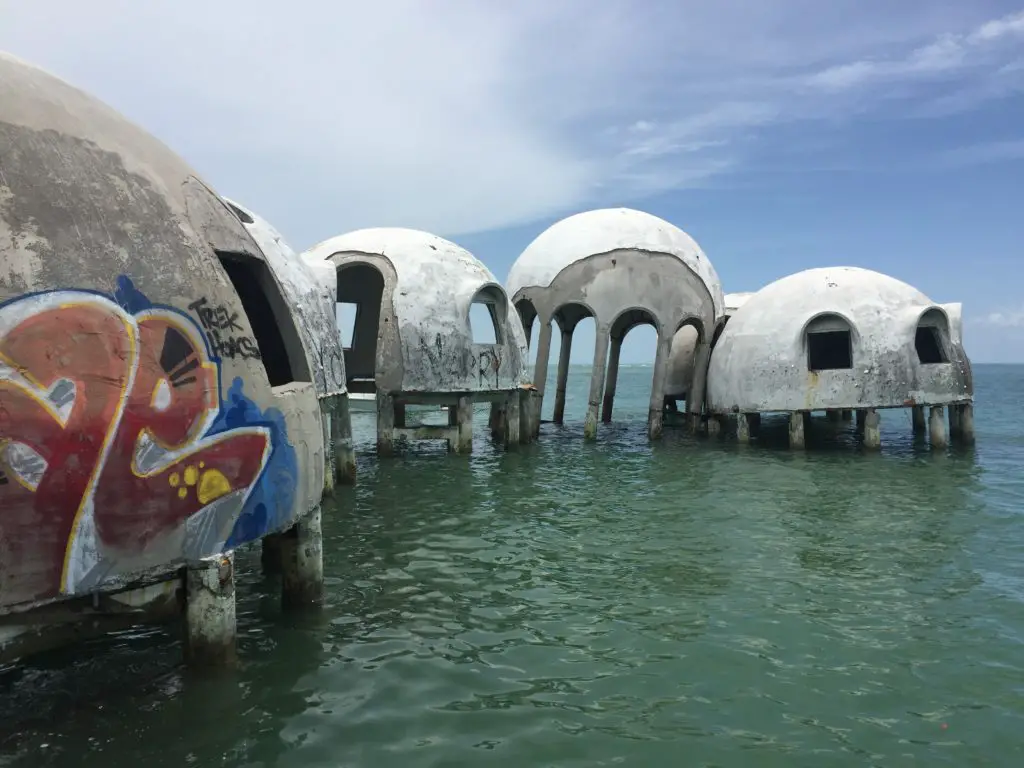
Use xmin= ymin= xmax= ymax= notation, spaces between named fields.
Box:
xmin=184 ymin=554 xmax=237 ymax=668
xmin=737 ymin=413 xmax=751 ymax=443
xmin=448 ymin=395 xmax=474 ymax=453
xmin=957 ymin=403 xmax=975 ymax=445
xmin=788 ymin=411 xmax=806 ymax=449
xmin=281 ymin=506 xmax=324 ymax=611
xmin=862 ymin=409 xmax=881 ymax=450
xmin=912 ymin=405 xmax=926 ymax=434
xmin=929 ymin=405 xmax=948 ymax=449
xmin=332 ymin=394 xmax=357 ymax=485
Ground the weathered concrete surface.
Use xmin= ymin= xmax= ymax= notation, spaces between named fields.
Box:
xmin=304 ymin=228 xmax=530 ymax=395
xmin=507 ymin=208 xmax=724 ymax=437
xmin=184 ymin=554 xmax=237 ymax=668
xmin=707 ymin=267 xmax=973 ymax=414
xmin=0 ymin=53 xmax=323 ymax=648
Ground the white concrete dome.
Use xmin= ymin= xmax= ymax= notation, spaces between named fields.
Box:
xmin=707 ymin=266 xmax=970 ymax=413
xmin=506 ymin=208 xmax=725 ymax=317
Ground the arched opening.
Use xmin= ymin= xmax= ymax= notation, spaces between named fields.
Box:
xmin=544 ymin=302 xmax=595 ymax=423
xmin=604 ymin=308 xmax=659 ymax=423
xmin=337 ymin=262 xmax=385 ymax=393
xmin=665 ymin=318 xmax=706 ymax=414
xmin=468 ymin=286 xmax=505 ymax=345
xmin=214 ymin=250 xmax=312 ymax=387
xmin=915 ymin=308 xmax=950 ymax=365
xmin=805 ymin=314 xmax=854 ymax=371
xmin=516 ymin=299 xmax=538 ymax=350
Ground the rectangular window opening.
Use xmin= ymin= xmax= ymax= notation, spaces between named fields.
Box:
xmin=336 ymin=302 xmax=359 ymax=349
xmin=915 ymin=326 xmax=948 ymax=364
xmin=469 ymin=301 xmax=500 ymax=344
xmin=807 ymin=330 xmax=852 ymax=371
xmin=216 ymin=252 xmax=311 ymax=387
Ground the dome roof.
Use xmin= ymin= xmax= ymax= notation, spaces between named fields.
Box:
xmin=506 ymin=208 xmax=724 ymax=315
xmin=707 ymin=267 xmax=968 ymax=412
xmin=305 ymin=227 xmax=500 ymax=290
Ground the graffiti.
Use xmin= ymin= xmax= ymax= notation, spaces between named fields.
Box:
xmin=187 ymin=296 xmax=262 ymax=361
xmin=476 ymin=348 xmax=502 ymax=388
xmin=0 ymin=277 xmax=296 ymax=606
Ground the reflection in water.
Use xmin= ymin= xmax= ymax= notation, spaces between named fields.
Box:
xmin=3 ymin=365 xmax=1024 ymax=768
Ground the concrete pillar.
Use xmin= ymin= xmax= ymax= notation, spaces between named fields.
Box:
xmin=647 ymin=334 xmax=672 ymax=440
xmin=280 ymin=506 xmax=324 ymax=610
xmin=583 ymin=329 xmax=610 ymax=441
xmin=737 ymin=413 xmax=751 ymax=443
xmin=855 ymin=408 xmax=866 ymax=431
xmin=929 ymin=405 xmax=948 ymax=449
xmin=958 ymin=403 xmax=975 ymax=445
xmin=863 ymin=409 xmax=881 ymax=450
xmin=332 ymin=394 xmax=356 ymax=485
xmin=706 ymin=415 xmax=723 ymax=436
xmin=376 ymin=393 xmax=395 ymax=457
xmin=261 ymin=533 xmax=282 ymax=576
xmin=788 ymin=411 xmax=805 ymax=449
xmin=531 ymin=321 xmax=553 ymax=430
xmin=504 ymin=390 xmax=521 ymax=449
xmin=393 ymin=401 xmax=407 ymax=429
xmin=601 ymin=336 xmax=623 ymax=423
xmin=519 ymin=389 xmax=539 ymax=443
xmin=553 ymin=327 xmax=573 ymax=425
xmin=488 ymin=401 xmax=505 ymax=440
xmin=912 ymin=405 xmax=926 ymax=434
xmin=948 ymin=403 xmax=962 ymax=437
xmin=686 ymin=341 xmax=711 ymax=423
xmin=449 ymin=395 xmax=473 ymax=453
xmin=841 ymin=410 xmax=853 ymax=421
xmin=827 ymin=409 xmax=842 ymax=422
xmin=184 ymin=554 xmax=237 ymax=668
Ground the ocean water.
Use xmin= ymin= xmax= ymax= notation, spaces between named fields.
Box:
xmin=2 ymin=363 xmax=1023 ymax=767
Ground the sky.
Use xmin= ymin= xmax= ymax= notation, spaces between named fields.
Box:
xmin=2 ymin=0 xmax=1023 ymax=364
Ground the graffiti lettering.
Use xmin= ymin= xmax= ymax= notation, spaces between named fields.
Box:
xmin=0 ymin=278 xmax=289 ymax=607
xmin=187 ymin=296 xmax=262 ymax=361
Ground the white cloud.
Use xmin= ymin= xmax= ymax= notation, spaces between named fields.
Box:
xmin=0 ymin=1 xmax=1022 ymax=245
xmin=974 ymin=308 xmax=1024 ymax=328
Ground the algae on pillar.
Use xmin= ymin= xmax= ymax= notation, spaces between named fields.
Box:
xmin=184 ymin=555 xmax=237 ymax=668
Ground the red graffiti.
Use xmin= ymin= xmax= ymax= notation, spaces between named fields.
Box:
xmin=0 ymin=293 xmax=270 ymax=606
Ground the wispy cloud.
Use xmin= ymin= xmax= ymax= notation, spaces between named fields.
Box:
xmin=973 ymin=308 xmax=1024 ymax=328
xmin=937 ymin=139 xmax=1024 ymax=167
xmin=0 ymin=1 xmax=1022 ymax=242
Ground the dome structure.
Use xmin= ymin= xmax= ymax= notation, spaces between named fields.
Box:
xmin=506 ymin=208 xmax=724 ymax=440
xmin=706 ymin=267 xmax=972 ymax=415
xmin=0 ymin=53 xmax=325 ymax=620
xmin=305 ymin=227 xmax=529 ymax=395
xmin=303 ymin=228 xmax=532 ymax=455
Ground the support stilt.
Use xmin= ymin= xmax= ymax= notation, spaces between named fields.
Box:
xmin=584 ymin=331 xmax=610 ymax=440
xmin=789 ymin=411 xmax=805 ymax=449
xmin=863 ymin=409 xmax=881 ymax=450
xmin=912 ymin=405 xmax=926 ymax=434
xmin=281 ymin=507 xmax=324 ymax=610
xmin=553 ymin=327 xmax=573 ymax=425
xmin=929 ymin=405 xmax=948 ymax=449
xmin=184 ymin=554 xmax=237 ymax=668
xmin=602 ymin=336 xmax=622 ymax=423
xmin=376 ymin=393 xmax=395 ymax=457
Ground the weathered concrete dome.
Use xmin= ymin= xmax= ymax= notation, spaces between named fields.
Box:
xmin=507 ymin=207 xmax=725 ymax=317
xmin=304 ymin=227 xmax=529 ymax=393
xmin=0 ymin=52 xmax=324 ymax=609
xmin=707 ymin=267 xmax=972 ymax=413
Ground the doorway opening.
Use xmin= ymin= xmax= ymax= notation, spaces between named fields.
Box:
xmin=337 ymin=263 xmax=385 ymax=393
xmin=915 ymin=309 xmax=950 ymax=364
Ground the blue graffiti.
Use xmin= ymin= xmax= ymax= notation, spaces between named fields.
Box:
xmin=116 ymin=275 xmax=299 ymax=547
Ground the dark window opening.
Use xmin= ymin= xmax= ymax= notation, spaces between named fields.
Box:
xmin=915 ymin=326 xmax=948 ymax=364
xmin=217 ymin=252 xmax=311 ymax=387
xmin=807 ymin=330 xmax=852 ymax=370
xmin=469 ymin=301 xmax=501 ymax=344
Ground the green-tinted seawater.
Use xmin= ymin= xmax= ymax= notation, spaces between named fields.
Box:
xmin=3 ymin=364 xmax=1023 ymax=766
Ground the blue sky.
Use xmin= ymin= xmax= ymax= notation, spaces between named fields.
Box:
xmin=3 ymin=0 xmax=1023 ymax=363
